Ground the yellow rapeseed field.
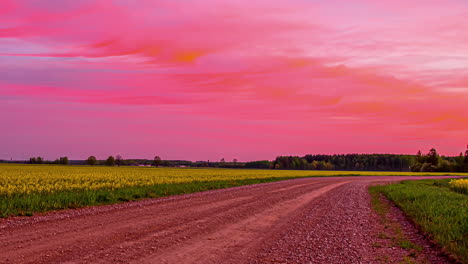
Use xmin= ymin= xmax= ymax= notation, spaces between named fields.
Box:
xmin=0 ymin=164 xmax=466 ymax=196
xmin=449 ymin=178 xmax=468 ymax=194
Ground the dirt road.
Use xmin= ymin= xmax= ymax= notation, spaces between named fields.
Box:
xmin=0 ymin=176 xmax=453 ymax=263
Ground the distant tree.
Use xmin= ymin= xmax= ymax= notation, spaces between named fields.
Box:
xmin=454 ymin=152 xmax=464 ymax=171
xmin=105 ymin=156 xmax=115 ymax=166
xmin=57 ymin=157 xmax=69 ymax=165
xmin=410 ymin=163 xmax=422 ymax=172
xmin=464 ymin=147 xmax=468 ymax=172
xmin=427 ymin=148 xmax=439 ymax=166
xmin=116 ymin=155 xmax=123 ymax=167
xmin=233 ymin=158 xmax=238 ymax=164
xmin=421 ymin=162 xmax=435 ymax=172
xmin=36 ymin=157 xmax=43 ymax=164
xmin=311 ymin=160 xmax=320 ymax=170
xmin=126 ymin=160 xmax=139 ymax=166
xmin=324 ymin=161 xmax=334 ymax=170
xmin=29 ymin=157 xmax=36 ymax=164
xmin=86 ymin=156 xmax=97 ymax=166
xmin=436 ymin=160 xmax=451 ymax=172
xmin=245 ymin=160 xmax=271 ymax=169
xmin=153 ymin=156 xmax=162 ymax=167
xmin=416 ymin=150 xmax=423 ymax=163
xmin=220 ymin=158 xmax=225 ymax=163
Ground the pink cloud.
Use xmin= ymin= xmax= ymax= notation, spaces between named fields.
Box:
xmin=0 ymin=0 xmax=467 ymax=160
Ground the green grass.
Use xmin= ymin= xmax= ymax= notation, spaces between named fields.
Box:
xmin=370 ymin=179 xmax=468 ymax=263
xmin=369 ymin=187 xmax=422 ymax=262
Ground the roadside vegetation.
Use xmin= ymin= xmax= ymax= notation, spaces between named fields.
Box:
xmin=1 ymin=164 xmax=467 ymax=218
xmin=369 ymin=188 xmax=423 ymax=263
xmin=449 ymin=178 xmax=468 ymax=194
xmin=370 ymin=179 xmax=468 ymax=263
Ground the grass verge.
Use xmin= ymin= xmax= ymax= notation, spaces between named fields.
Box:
xmin=370 ymin=179 xmax=468 ymax=263
xmin=369 ymin=188 xmax=422 ymax=263
xmin=0 ymin=177 xmax=300 ymax=218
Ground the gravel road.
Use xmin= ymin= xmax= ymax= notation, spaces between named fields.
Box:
xmin=0 ymin=176 xmax=454 ymax=263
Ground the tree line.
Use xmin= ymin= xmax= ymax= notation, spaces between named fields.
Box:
xmin=410 ymin=148 xmax=468 ymax=172
xmin=245 ymin=146 xmax=468 ymax=172
xmin=16 ymin=145 xmax=468 ymax=172
xmin=85 ymin=155 xmax=162 ymax=167
xmin=245 ymin=154 xmax=410 ymax=171
xmin=29 ymin=156 xmax=69 ymax=165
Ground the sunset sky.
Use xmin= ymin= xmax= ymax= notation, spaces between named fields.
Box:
xmin=1 ymin=0 xmax=467 ymax=161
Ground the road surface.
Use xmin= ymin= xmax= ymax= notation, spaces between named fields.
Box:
xmin=0 ymin=176 xmax=453 ymax=263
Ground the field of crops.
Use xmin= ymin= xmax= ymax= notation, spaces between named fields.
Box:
xmin=2 ymin=164 xmax=467 ymax=195
xmin=449 ymin=178 xmax=468 ymax=194
xmin=370 ymin=178 xmax=468 ymax=263
xmin=1 ymin=164 xmax=467 ymax=217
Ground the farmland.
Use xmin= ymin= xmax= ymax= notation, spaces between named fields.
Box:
xmin=449 ymin=178 xmax=468 ymax=194
xmin=1 ymin=163 xmax=467 ymax=218
xmin=1 ymin=175 xmax=463 ymax=263
xmin=370 ymin=178 xmax=468 ymax=263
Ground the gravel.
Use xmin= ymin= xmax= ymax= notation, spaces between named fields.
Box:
xmin=0 ymin=176 xmax=455 ymax=264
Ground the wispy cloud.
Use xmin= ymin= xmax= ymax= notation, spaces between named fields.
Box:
xmin=0 ymin=0 xmax=467 ymax=160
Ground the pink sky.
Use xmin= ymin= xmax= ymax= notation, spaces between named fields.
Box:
xmin=1 ymin=0 xmax=467 ymax=161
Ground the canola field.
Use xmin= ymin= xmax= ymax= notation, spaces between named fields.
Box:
xmin=449 ymin=178 xmax=468 ymax=194
xmin=0 ymin=164 xmax=466 ymax=217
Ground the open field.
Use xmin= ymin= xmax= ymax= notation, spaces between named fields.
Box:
xmin=1 ymin=164 xmax=467 ymax=217
xmin=370 ymin=179 xmax=468 ymax=263
xmin=0 ymin=176 xmax=460 ymax=264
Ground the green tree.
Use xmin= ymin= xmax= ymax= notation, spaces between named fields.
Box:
xmin=116 ymin=155 xmax=123 ymax=167
xmin=410 ymin=164 xmax=422 ymax=172
xmin=311 ymin=160 xmax=320 ymax=170
xmin=126 ymin=160 xmax=139 ymax=166
xmin=436 ymin=160 xmax=451 ymax=172
xmin=105 ymin=156 xmax=115 ymax=166
xmin=324 ymin=161 xmax=334 ymax=170
xmin=427 ymin=148 xmax=439 ymax=166
xmin=245 ymin=160 xmax=270 ymax=169
xmin=455 ymin=152 xmax=464 ymax=170
xmin=421 ymin=162 xmax=435 ymax=172
xmin=59 ymin=157 xmax=69 ymax=165
xmin=416 ymin=150 xmax=424 ymax=163
xmin=153 ymin=156 xmax=161 ymax=167
xmin=86 ymin=156 xmax=97 ymax=166
xmin=464 ymin=148 xmax=468 ymax=172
